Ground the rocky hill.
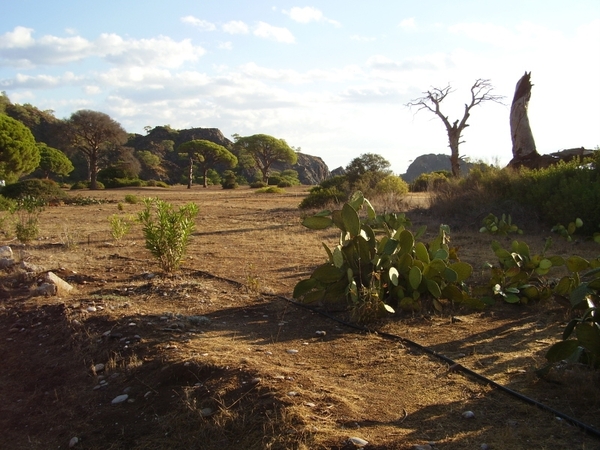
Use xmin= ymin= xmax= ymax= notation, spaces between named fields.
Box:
xmin=401 ymin=153 xmax=475 ymax=182
xmin=127 ymin=127 xmax=330 ymax=185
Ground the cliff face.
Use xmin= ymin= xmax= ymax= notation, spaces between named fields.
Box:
xmin=271 ymin=152 xmax=330 ymax=185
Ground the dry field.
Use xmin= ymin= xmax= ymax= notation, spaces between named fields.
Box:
xmin=0 ymin=185 xmax=599 ymax=450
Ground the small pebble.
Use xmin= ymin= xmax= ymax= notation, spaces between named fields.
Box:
xmin=286 ymin=349 xmax=298 ymax=354
xmin=200 ymin=407 xmax=213 ymax=416
xmin=315 ymin=330 xmax=326 ymax=336
xmin=348 ymin=436 xmax=368 ymax=448
xmin=69 ymin=436 xmax=79 ymax=447
xmin=462 ymin=410 xmax=475 ymax=419
xmin=111 ymin=394 xmax=128 ymax=405
xmin=481 ymin=444 xmax=490 ymax=450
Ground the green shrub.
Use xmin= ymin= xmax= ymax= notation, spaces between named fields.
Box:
xmin=0 ymin=195 xmax=16 ymax=211
xmin=146 ymin=180 xmax=169 ymax=188
xmin=109 ymin=214 xmax=132 ymax=242
xmin=277 ymin=180 xmax=293 ymax=188
xmin=255 ymin=186 xmax=285 ymax=194
xmin=137 ymin=198 xmax=199 ymax=273
xmin=294 ymin=191 xmax=477 ymax=322
xmin=374 ymin=175 xmax=409 ymax=196
xmin=410 ymin=171 xmax=450 ymax=192
xmin=250 ymin=181 xmax=267 ymax=189
xmin=299 ymin=186 xmax=347 ymax=209
xmin=1 ymin=179 xmax=68 ymax=204
xmin=10 ymin=195 xmax=44 ymax=243
xmin=70 ymin=181 xmax=88 ymax=190
xmin=221 ymin=170 xmax=238 ymax=190
xmin=69 ymin=180 xmax=105 ymax=190
xmin=124 ymin=194 xmax=139 ymax=204
xmin=102 ymin=177 xmax=145 ymax=188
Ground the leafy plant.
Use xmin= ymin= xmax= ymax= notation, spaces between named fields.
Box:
xmin=255 ymin=186 xmax=285 ymax=194
xmin=109 ymin=214 xmax=133 ymax=242
xmin=480 ymin=213 xmax=522 ymax=235
xmin=553 ymin=255 xmax=600 ymax=309
xmin=485 ymin=239 xmax=563 ymax=304
xmin=137 ymin=198 xmax=199 ymax=272
xmin=545 ymin=305 xmax=600 ymax=370
xmin=293 ymin=192 xmax=476 ymax=322
xmin=551 ymin=218 xmax=583 ymax=241
xmin=10 ymin=195 xmax=45 ymax=243
xmin=124 ymin=194 xmax=139 ymax=204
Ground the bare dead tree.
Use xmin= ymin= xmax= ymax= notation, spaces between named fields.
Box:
xmin=406 ymin=79 xmax=504 ymax=177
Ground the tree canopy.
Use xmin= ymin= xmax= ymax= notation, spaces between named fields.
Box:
xmin=178 ymin=139 xmax=238 ymax=188
xmin=0 ymin=113 xmax=40 ymax=183
xmin=67 ymin=110 xmax=128 ymax=189
xmin=233 ymin=134 xmax=297 ymax=182
xmin=37 ymin=143 xmax=74 ymax=179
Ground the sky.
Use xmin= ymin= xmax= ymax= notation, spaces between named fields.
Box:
xmin=1 ymin=1 xmax=599 ymax=174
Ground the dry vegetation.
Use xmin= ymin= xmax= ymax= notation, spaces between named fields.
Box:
xmin=1 ymin=185 xmax=599 ymax=450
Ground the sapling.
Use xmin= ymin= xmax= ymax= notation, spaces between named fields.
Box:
xmin=137 ymin=198 xmax=199 ymax=272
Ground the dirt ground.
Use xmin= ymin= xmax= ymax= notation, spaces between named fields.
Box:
xmin=0 ymin=185 xmax=599 ymax=450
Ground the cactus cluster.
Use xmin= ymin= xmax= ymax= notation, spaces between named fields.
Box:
xmin=293 ymin=192 xmax=475 ymax=321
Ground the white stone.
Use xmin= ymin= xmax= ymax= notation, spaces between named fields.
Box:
xmin=462 ymin=410 xmax=475 ymax=419
xmin=348 ymin=437 xmax=368 ymax=448
xmin=111 ymin=394 xmax=128 ymax=405
xmin=0 ymin=246 xmax=12 ymax=258
xmin=68 ymin=436 xmax=79 ymax=447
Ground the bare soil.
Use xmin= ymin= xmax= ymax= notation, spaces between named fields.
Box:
xmin=1 ymin=185 xmax=599 ymax=450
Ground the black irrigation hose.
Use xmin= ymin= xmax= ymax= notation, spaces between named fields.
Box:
xmin=180 ymin=266 xmax=600 ymax=438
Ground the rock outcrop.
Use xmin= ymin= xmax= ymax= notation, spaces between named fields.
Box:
xmin=402 ymin=153 xmax=474 ymax=182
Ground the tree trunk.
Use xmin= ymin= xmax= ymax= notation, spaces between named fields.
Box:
xmin=187 ymin=157 xmax=193 ymax=189
xmin=448 ymin=123 xmax=462 ymax=177
xmin=203 ymin=168 xmax=208 ymax=188
xmin=509 ymin=72 xmax=539 ymax=166
xmin=89 ymin=152 xmax=98 ymax=190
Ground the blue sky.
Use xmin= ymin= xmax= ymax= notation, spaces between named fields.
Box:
xmin=1 ymin=1 xmax=599 ymax=173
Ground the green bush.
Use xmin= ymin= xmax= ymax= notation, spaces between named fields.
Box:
xmin=250 ymin=181 xmax=267 ymax=189
xmin=101 ymin=177 xmax=145 ymax=188
xmin=146 ymin=180 xmax=170 ymax=188
xmin=137 ymin=198 xmax=199 ymax=273
xmin=299 ymin=186 xmax=347 ymax=209
xmin=221 ymin=170 xmax=238 ymax=190
xmin=374 ymin=175 xmax=409 ymax=196
xmin=1 ymin=179 xmax=68 ymax=204
xmin=69 ymin=180 xmax=105 ymax=190
xmin=124 ymin=194 xmax=139 ymax=204
xmin=410 ymin=171 xmax=450 ymax=192
xmin=255 ymin=186 xmax=285 ymax=194
xmin=294 ymin=191 xmax=477 ymax=322
xmin=429 ymin=155 xmax=600 ymax=236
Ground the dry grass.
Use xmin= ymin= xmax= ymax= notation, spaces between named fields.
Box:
xmin=0 ymin=185 xmax=599 ymax=449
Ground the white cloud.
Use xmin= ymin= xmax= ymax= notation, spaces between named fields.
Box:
xmin=253 ymin=22 xmax=295 ymax=43
xmin=218 ymin=41 xmax=233 ymax=50
xmin=0 ymin=27 xmax=205 ymax=69
xmin=399 ymin=18 xmax=417 ymax=31
xmin=98 ymin=34 xmax=205 ymax=68
xmin=0 ymin=26 xmax=35 ymax=48
xmin=284 ymin=7 xmax=341 ymax=27
xmin=222 ymin=20 xmax=249 ymax=35
xmin=180 ymin=16 xmax=216 ymax=31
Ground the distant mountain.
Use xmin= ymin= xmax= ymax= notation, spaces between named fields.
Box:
xmin=401 ymin=153 xmax=475 ymax=182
